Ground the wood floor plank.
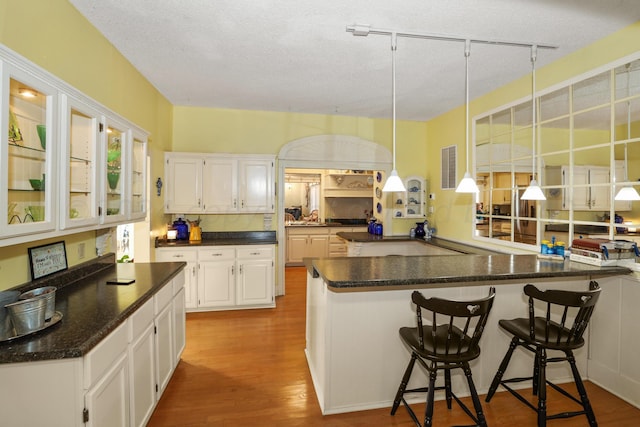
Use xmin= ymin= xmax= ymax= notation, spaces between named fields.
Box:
xmin=148 ymin=266 xmax=640 ymax=426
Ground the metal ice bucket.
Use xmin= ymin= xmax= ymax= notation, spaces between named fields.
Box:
xmin=5 ymin=296 xmax=47 ymax=335
xmin=20 ymin=286 xmax=56 ymax=320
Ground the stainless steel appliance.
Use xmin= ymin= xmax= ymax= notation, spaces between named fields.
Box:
xmin=514 ymin=189 xmax=536 ymax=244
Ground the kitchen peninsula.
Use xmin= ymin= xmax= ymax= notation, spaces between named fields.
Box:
xmin=305 ymin=251 xmax=632 ymax=415
xmin=0 ymin=255 xmax=186 ymax=426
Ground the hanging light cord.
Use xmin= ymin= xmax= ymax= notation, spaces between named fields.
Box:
xmin=531 ymin=45 xmax=537 ymax=181
xmin=391 ymin=33 xmax=397 ymax=171
xmin=465 ymin=40 xmax=471 ymax=173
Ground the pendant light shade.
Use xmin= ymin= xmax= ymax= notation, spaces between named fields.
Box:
xmin=382 ymin=33 xmax=406 ymax=193
xmin=456 ymin=40 xmax=479 ymax=194
xmin=614 ymin=186 xmax=640 ymax=201
xmin=521 ymin=45 xmax=546 ymax=201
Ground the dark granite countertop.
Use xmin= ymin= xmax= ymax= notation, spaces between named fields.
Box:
xmin=335 ymin=232 xmax=502 ymax=256
xmin=0 ymin=259 xmax=185 ymax=364
xmin=309 ymin=254 xmax=630 ymax=290
xmin=156 ymin=230 xmax=277 ymax=247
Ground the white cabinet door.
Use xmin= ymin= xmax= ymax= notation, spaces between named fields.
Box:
xmin=173 ymin=288 xmax=186 ymax=361
xmin=237 ymin=259 xmax=274 ymax=305
xmin=287 ymin=234 xmax=308 ymax=264
xmin=239 ymin=158 xmax=274 ymax=213
xmin=3 ymin=64 xmax=58 ymax=238
xmin=129 ymin=322 xmax=156 ymax=427
xmin=203 ymin=156 xmax=237 ymax=212
xmin=308 ymin=235 xmax=329 ymax=258
xmin=155 ymin=248 xmax=198 ymax=309
xmin=85 ymin=352 xmax=129 ymax=427
xmin=59 ymin=94 xmax=101 ymax=230
xmin=165 ymin=155 xmax=202 ymax=213
xmin=155 ymin=301 xmax=174 ymax=396
xmin=198 ymin=260 xmax=236 ymax=307
xmin=588 ymin=166 xmax=610 ymax=210
xmin=237 ymin=246 xmax=274 ymax=306
xmin=572 ymin=166 xmax=590 ymax=210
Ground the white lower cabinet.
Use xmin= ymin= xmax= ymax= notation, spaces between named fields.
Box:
xmin=128 ymin=299 xmax=156 ymax=427
xmin=236 ymin=246 xmax=274 ymax=305
xmin=157 ymin=244 xmax=276 ymax=311
xmin=85 ymin=351 xmax=130 ymax=427
xmin=0 ymin=269 xmax=186 ymax=427
xmin=198 ymin=247 xmax=236 ymax=307
xmin=155 ymin=248 xmax=198 ymax=309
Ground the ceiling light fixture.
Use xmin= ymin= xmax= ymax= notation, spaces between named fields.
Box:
xmin=614 ymin=63 xmax=640 ymax=201
xmin=381 ymin=33 xmax=407 ymax=193
xmin=456 ymin=40 xmax=479 ymax=194
xmin=18 ymin=88 xmax=37 ymax=98
xmin=521 ymin=45 xmax=546 ymax=201
xmin=346 ymin=24 xmax=557 ymax=196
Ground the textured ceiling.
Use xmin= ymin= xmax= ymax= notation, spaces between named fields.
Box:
xmin=68 ymin=0 xmax=640 ymax=121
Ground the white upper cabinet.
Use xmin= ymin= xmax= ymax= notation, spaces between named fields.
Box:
xmin=0 ymin=45 xmax=149 ymax=247
xmin=238 ymin=158 xmax=274 ymax=213
xmin=1 ymin=63 xmax=57 ymax=238
xmin=164 ymin=153 xmax=274 ymax=214
xmin=128 ymin=129 xmax=147 ymax=221
xmin=59 ymin=94 xmax=101 ymax=230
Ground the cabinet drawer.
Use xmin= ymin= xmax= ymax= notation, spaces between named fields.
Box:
xmin=198 ymin=247 xmax=235 ymax=261
xmin=237 ymin=246 xmax=274 ymax=259
xmin=156 ymin=248 xmax=197 ymax=262
xmin=154 ymin=281 xmax=174 ymax=314
xmin=84 ymin=321 xmax=128 ymax=389
xmin=329 ymin=235 xmax=346 ymax=244
xmin=128 ymin=297 xmax=154 ymax=340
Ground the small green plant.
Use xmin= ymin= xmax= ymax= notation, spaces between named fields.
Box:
xmin=107 ymin=136 xmax=121 ymax=172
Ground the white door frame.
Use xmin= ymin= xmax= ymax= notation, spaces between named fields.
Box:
xmin=276 ymin=135 xmax=392 ymax=295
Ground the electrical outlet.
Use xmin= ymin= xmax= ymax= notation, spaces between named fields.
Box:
xmin=429 ymin=206 xmax=435 ymax=213
xmin=429 ymin=193 xmax=436 ymax=200
xmin=78 ymin=243 xmax=86 ymax=259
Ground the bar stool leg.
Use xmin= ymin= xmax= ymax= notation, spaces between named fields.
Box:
xmin=463 ymin=362 xmax=488 ymax=427
xmin=391 ymin=353 xmax=417 ymax=415
xmin=533 ymin=351 xmax=540 ymax=396
xmin=423 ymin=366 xmax=437 ymax=427
xmin=536 ymin=347 xmax=548 ymax=427
xmin=444 ymin=368 xmax=453 ymax=409
xmin=567 ymin=351 xmax=598 ymax=426
xmin=486 ymin=336 xmax=519 ymax=402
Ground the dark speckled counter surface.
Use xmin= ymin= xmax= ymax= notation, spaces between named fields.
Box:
xmin=310 ymin=255 xmax=630 ymax=290
xmin=309 ymin=234 xmax=631 ymax=290
xmin=156 ymin=230 xmax=276 ymax=247
xmin=0 ymin=257 xmax=185 ymax=364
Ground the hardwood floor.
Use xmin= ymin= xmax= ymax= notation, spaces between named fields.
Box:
xmin=148 ymin=267 xmax=640 ymax=426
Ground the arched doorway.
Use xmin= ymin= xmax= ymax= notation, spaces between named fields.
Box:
xmin=276 ymin=135 xmax=392 ymax=295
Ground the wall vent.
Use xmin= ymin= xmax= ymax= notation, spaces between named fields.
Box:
xmin=441 ymin=145 xmax=457 ymax=190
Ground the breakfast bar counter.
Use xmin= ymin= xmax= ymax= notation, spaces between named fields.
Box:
xmin=305 ymin=253 xmax=632 ymax=415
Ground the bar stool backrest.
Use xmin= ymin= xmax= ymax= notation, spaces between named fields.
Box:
xmin=411 ymin=288 xmax=495 ymax=358
xmin=523 ymin=281 xmax=600 ymax=345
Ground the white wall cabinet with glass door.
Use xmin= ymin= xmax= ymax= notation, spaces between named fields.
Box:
xmin=0 ymin=45 xmax=149 ymax=247
xmin=1 ymin=63 xmax=57 ymax=238
xmin=59 ymin=94 xmax=100 ymax=230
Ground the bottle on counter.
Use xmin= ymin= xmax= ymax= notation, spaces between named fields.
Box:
xmin=374 ymin=222 xmax=383 ymax=235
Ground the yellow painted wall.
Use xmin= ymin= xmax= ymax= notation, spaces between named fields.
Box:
xmin=172 ymin=106 xmax=428 ymax=235
xmin=427 ymin=21 xmax=640 ymax=247
xmin=0 ymin=0 xmax=172 ymax=289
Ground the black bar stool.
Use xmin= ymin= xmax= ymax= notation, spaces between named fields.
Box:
xmin=391 ymin=288 xmax=495 ymax=427
xmin=485 ymin=281 xmax=601 ymax=427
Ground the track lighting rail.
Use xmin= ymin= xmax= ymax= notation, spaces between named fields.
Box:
xmin=346 ymin=24 xmax=558 ymax=50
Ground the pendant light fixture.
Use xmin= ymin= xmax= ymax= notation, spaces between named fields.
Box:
xmin=456 ymin=40 xmax=479 ymax=193
xmin=614 ymin=63 xmax=640 ymax=201
xmin=521 ymin=45 xmax=546 ymax=201
xmin=382 ymin=33 xmax=407 ymax=193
